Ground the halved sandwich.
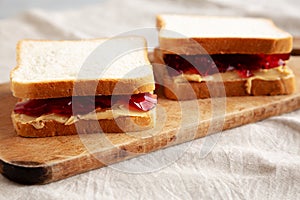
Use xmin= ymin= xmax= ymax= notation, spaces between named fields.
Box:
xmin=11 ymin=37 xmax=157 ymax=137
xmin=154 ymin=14 xmax=295 ymax=100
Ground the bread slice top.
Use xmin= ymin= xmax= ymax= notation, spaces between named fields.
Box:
xmin=11 ymin=37 xmax=155 ymax=99
xmin=157 ymin=14 xmax=293 ymax=55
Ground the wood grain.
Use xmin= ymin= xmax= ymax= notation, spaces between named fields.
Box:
xmin=292 ymin=38 xmax=300 ymax=55
xmin=0 ymin=57 xmax=300 ymax=185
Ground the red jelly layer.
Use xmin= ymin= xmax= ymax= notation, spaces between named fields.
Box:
xmin=163 ymin=53 xmax=290 ymax=78
xmin=14 ymin=93 xmax=157 ymax=117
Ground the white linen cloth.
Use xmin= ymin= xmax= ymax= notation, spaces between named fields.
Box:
xmin=0 ymin=0 xmax=300 ymax=199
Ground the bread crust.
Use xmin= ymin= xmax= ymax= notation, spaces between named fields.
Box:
xmin=158 ymin=37 xmax=293 ymax=55
xmin=163 ymin=75 xmax=296 ymax=100
xmin=11 ymin=38 xmax=155 ymax=99
xmin=11 ymin=109 xmax=155 ymax=137
xmin=11 ymin=78 xmax=155 ymax=99
xmin=156 ymin=15 xmax=293 ymax=55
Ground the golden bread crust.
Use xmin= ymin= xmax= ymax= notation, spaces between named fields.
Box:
xmin=11 ymin=110 xmax=155 ymax=137
xmin=158 ymin=37 xmax=293 ymax=55
xmin=163 ymin=76 xmax=295 ymax=100
xmin=11 ymin=78 xmax=155 ymax=99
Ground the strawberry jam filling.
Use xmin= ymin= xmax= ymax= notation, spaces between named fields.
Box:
xmin=164 ymin=53 xmax=290 ymax=78
xmin=14 ymin=93 xmax=157 ymax=117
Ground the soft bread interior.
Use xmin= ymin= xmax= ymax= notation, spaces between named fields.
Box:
xmin=11 ymin=37 xmax=155 ymax=98
xmin=12 ymin=37 xmax=153 ymax=82
xmin=157 ymin=15 xmax=292 ymax=39
xmin=156 ymin=15 xmax=293 ymax=55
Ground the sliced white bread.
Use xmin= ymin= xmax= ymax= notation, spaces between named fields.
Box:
xmin=11 ymin=37 xmax=155 ymax=99
xmin=11 ymin=37 xmax=157 ymax=137
xmin=12 ymin=108 xmax=156 ymax=137
xmin=156 ymin=14 xmax=293 ymax=55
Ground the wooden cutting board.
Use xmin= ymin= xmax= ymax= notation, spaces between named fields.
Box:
xmin=0 ymin=57 xmax=299 ymax=185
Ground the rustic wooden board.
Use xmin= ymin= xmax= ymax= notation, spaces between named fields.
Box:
xmin=0 ymin=57 xmax=300 ymax=185
xmin=292 ymin=38 xmax=300 ymax=55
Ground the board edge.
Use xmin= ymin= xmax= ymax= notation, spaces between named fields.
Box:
xmin=0 ymin=159 xmax=52 ymax=185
